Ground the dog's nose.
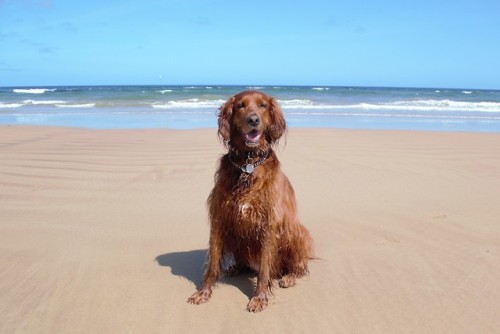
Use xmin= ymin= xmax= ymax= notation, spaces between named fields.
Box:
xmin=247 ymin=114 xmax=260 ymax=127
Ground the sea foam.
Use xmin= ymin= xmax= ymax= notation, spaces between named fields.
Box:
xmin=387 ymin=100 xmax=500 ymax=112
xmin=56 ymin=103 xmax=96 ymax=108
xmin=0 ymin=102 xmax=24 ymax=108
xmin=13 ymin=88 xmax=56 ymax=94
xmin=24 ymin=100 xmax=66 ymax=105
xmin=279 ymin=99 xmax=500 ymax=113
xmin=152 ymin=99 xmax=225 ymax=109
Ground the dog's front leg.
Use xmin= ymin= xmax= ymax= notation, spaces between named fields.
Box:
xmin=247 ymin=245 xmax=272 ymax=312
xmin=188 ymin=228 xmax=223 ymax=305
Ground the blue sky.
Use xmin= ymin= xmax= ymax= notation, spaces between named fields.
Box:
xmin=1 ymin=0 xmax=499 ymax=89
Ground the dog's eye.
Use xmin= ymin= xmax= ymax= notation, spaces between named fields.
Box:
xmin=236 ymin=102 xmax=245 ymax=109
xmin=259 ymin=102 xmax=268 ymax=108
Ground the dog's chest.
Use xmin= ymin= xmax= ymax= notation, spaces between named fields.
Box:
xmin=237 ymin=201 xmax=259 ymax=222
xmin=225 ymin=184 xmax=270 ymax=225
xmin=231 ymin=196 xmax=264 ymax=221
xmin=238 ymin=202 xmax=252 ymax=216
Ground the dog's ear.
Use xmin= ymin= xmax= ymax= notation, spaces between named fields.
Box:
xmin=268 ymin=98 xmax=286 ymax=143
xmin=218 ymin=96 xmax=234 ymax=147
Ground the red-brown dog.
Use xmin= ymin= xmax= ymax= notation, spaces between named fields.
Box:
xmin=188 ymin=91 xmax=313 ymax=312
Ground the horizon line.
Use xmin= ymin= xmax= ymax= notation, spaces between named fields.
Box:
xmin=1 ymin=84 xmax=499 ymax=92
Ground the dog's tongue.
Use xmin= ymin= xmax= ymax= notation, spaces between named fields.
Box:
xmin=246 ymin=130 xmax=261 ymax=142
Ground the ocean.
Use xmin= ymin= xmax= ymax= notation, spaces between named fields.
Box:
xmin=1 ymin=85 xmax=500 ymax=132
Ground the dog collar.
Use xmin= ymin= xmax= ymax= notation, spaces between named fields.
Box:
xmin=228 ymin=150 xmax=269 ymax=174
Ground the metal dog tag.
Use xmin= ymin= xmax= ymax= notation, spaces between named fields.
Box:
xmin=243 ymin=164 xmax=254 ymax=174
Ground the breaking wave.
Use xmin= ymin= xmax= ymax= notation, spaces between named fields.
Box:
xmin=13 ymin=88 xmax=57 ymax=94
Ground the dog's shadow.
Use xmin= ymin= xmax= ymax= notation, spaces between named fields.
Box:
xmin=155 ymin=249 xmax=255 ymax=299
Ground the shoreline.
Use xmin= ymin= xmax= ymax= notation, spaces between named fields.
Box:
xmin=2 ymin=85 xmax=500 ymax=133
xmin=2 ymin=122 xmax=500 ymax=134
xmin=2 ymin=115 xmax=500 ymax=133
xmin=1 ymin=126 xmax=499 ymax=333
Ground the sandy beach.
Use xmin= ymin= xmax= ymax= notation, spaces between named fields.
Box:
xmin=1 ymin=125 xmax=499 ymax=333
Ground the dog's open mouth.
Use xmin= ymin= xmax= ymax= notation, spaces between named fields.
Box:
xmin=245 ymin=129 xmax=262 ymax=146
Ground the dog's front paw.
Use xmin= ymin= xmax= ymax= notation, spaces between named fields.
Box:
xmin=247 ymin=294 xmax=268 ymax=312
xmin=279 ymin=274 xmax=296 ymax=288
xmin=187 ymin=289 xmax=212 ymax=305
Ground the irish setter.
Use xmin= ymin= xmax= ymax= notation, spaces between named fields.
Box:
xmin=187 ymin=90 xmax=314 ymax=312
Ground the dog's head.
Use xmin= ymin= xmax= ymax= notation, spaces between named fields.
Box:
xmin=217 ymin=90 xmax=286 ymax=152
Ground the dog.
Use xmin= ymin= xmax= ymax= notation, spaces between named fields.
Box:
xmin=188 ymin=90 xmax=313 ymax=312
